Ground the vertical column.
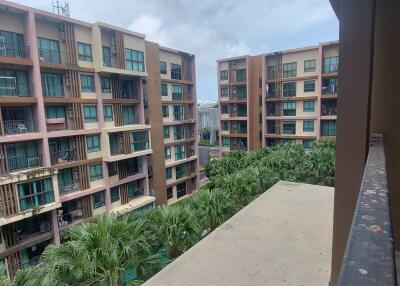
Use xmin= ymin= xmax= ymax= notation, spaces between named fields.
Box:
xmin=316 ymin=44 xmax=323 ymax=140
xmin=51 ymin=209 xmax=60 ymax=245
xmin=139 ymin=79 xmax=145 ymax=124
xmin=261 ymin=55 xmax=266 ymax=148
xmin=142 ymin=157 xmax=150 ymax=196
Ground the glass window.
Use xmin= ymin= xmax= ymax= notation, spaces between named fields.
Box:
xmin=92 ymin=191 xmax=105 ymax=208
xmin=102 ymin=46 xmax=111 ymax=67
xmin=172 ymin=85 xmax=183 ymax=100
xmin=303 ymin=101 xmax=315 ymax=112
xmin=161 ymin=83 xmax=168 ymax=96
xmin=86 ymin=135 xmax=100 ymax=153
xmin=108 ymin=162 xmax=118 ymax=177
xmin=236 ymin=86 xmax=246 ymax=99
xmin=83 ymin=105 xmax=98 ymax=123
xmin=321 ymin=120 xmax=336 ymax=136
xmin=0 ymin=69 xmax=29 ymax=96
xmin=175 ymin=163 xmax=187 ymax=179
xmin=283 ymin=139 xmax=296 ymax=145
xmin=303 ymin=120 xmax=315 ymax=132
xmin=304 ymin=60 xmax=316 ymax=72
xmin=163 ymin=126 xmax=170 ymax=139
xmin=303 ymin=139 xmax=315 ymax=149
xmin=173 ymin=105 xmax=184 ymax=121
xmin=80 ymin=74 xmax=95 ymax=92
xmin=103 ymin=105 xmax=113 ymax=122
xmin=283 ymin=102 xmax=296 ymax=116
xmin=125 ymin=48 xmax=145 ymax=72
xmin=236 ymin=69 xmax=246 ymax=81
xmin=77 ymin=42 xmax=92 ymax=62
xmin=174 ymin=125 xmax=184 ymax=140
xmin=170 ymin=63 xmax=182 ymax=80
xmin=89 ymin=164 xmax=103 ymax=181
xmin=322 ymin=78 xmax=338 ymax=94
xmin=174 ymin=144 xmax=185 ymax=160
xmin=267 ymin=83 xmax=276 ymax=97
xmin=222 ymin=137 xmax=230 ymax=147
xmin=267 ymin=66 xmax=276 ymax=79
xmin=46 ymin=106 xmax=65 ymax=119
xmin=166 ymin=167 xmax=172 ymax=180
xmin=177 ymin=182 xmax=187 ymax=198
xmin=162 ymin=105 xmax=169 ymax=118
xmin=160 ymin=61 xmax=167 ymax=74
xmin=18 ymin=178 xmax=54 ymax=211
xmin=165 ymin=147 xmax=171 ymax=159
xmin=221 ymin=104 xmax=228 ymax=114
xmin=220 ymin=70 xmax=228 ymax=80
xmin=283 ymin=62 xmax=297 ymax=78
xmin=101 ymin=76 xmax=111 ymax=93
xmin=131 ymin=131 xmax=149 ymax=151
xmin=283 ymin=120 xmax=296 ymax=134
xmin=283 ymin=82 xmax=296 ymax=97
xmin=42 ymin=73 xmax=63 ymax=97
xmin=111 ymin=187 xmax=120 ymax=202
xmin=57 ymin=168 xmax=74 ymax=191
xmin=221 ymin=87 xmax=228 ymax=97
xmin=323 ymin=56 xmax=339 ymax=73
xmin=0 ymin=30 xmax=25 ymax=58
xmin=304 ymin=80 xmax=315 ymax=92
xmin=37 ymin=37 xmax=60 ymax=63
xmin=221 ymin=121 xmax=229 ymax=131
xmin=167 ymin=187 xmax=173 ymax=199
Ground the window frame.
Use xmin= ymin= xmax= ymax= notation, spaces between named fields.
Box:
xmin=86 ymin=135 xmax=101 ymax=153
xmin=163 ymin=126 xmax=170 ymax=139
xmin=101 ymin=76 xmax=111 ymax=93
xmin=220 ymin=70 xmax=228 ymax=80
xmin=161 ymin=83 xmax=168 ymax=96
xmin=303 ymin=100 xmax=315 ymax=112
xmin=303 ymin=120 xmax=315 ymax=132
xmin=160 ymin=61 xmax=167 ymax=74
xmin=283 ymin=82 xmax=296 ymax=97
xmin=304 ymin=60 xmax=316 ymax=72
xmin=77 ymin=42 xmax=93 ymax=62
xmin=89 ymin=163 xmax=103 ymax=182
xmin=80 ymin=74 xmax=95 ymax=92
xmin=125 ymin=48 xmax=145 ymax=72
xmin=304 ymin=80 xmax=315 ymax=92
xmin=282 ymin=62 xmax=297 ymax=78
xmin=103 ymin=105 xmax=113 ymax=122
xmin=83 ymin=105 xmax=98 ymax=123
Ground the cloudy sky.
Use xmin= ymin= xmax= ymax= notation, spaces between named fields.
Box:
xmin=13 ymin=0 xmax=338 ymax=101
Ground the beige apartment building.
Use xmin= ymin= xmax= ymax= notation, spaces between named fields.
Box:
xmin=218 ymin=41 xmax=338 ymax=154
xmin=0 ymin=0 xmax=198 ymax=278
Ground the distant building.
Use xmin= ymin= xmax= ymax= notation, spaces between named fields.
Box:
xmin=197 ymin=103 xmax=218 ymax=146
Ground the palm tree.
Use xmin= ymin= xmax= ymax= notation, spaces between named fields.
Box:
xmin=0 ymin=264 xmax=46 ymax=286
xmin=41 ymin=214 xmax=160 ymax=286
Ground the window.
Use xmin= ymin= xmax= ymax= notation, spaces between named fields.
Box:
xmin=175 ymin=163 xmax=187 ymax=179
xmin=125 ymin=48 xmax=145 ymax=72
xmin=108 ymin=162 xmax=118 ymax=177
xmin=92 ymin=191 xmax=105 ymax=208
xmin=102 ymin=46 xmax=111 ymax=67
xmin=18 ymin=178 xmax=54 ymax=211
xmin=83 ymin=105 xmax=98 ymax=123
xmin=322 ymin=78 xmax=338 ymax=94
xmin=175 ymin=144 xmax=185 ymax=160
xmin=170 ymin=63 xmax=182 ymax=80
xmin=162 ymin=105 xmax=169 ymax=118
xmin=86 ymin=135 xmax=100 ymax=153
xmin=221 ymin=87 xmax=228 ymax=97
xmin=101 ymin=76 xmax=111 ymax=93
xmin=267 ymin=83 xmax=276 ymax=97
xmin=222 ymin=121 xmax=229 ymax=131
xmin=0 ymin=69 xmax=29 ymax=96
xmin=177 ymin=182 xmax=187 ymax=198
xmin=174 ymin=125 xmax=184 ymax=140
xmin=283 ymin=62 xmax=297 ymax=78
xmin=46 ymin=106 xmax=65 ymax=119
xmin=323 ymin=56 xmax=339 ymax=73
xmin=172 ymin=85 xmax=183 ymax=100
xmin=81 ymin=74 xmax=95 ymax=92
xmin=222 ymin=137 xmax=230 ymax=147
xmin=161 ymin=83 xmax=168 ymax=96
xmin=283 ymin=102 xmax=296 ymax=116
xmin=304 ymin=60 xmax=316 ymax=72
xmin=283 ymin=82 xmax=296 ymax=97
xmin=173 ymin=105 xmax=184 ymax=121
xmin=131 ymin=131 xmax=149 ymax=151
xmin=303 ymin=139 xmax=315 ymax=149
xmin=236 ymin=69 xmax=246 ymax=81
xmin=89 ymin=164 xmax=103 ymax=181
xmin=103 ymin=105 xmax=113 ymax=122
xmin=165 ymin=146 xmax=171 ymax=160
xmin=57 ymin=168 xmax=74 ymax=191
xmin=221 ymin=104 xmax=229 ymax=114
xmin=163 ymin=126 xmax=170 ymax=139
xmin=111 ymin=187 xmax=120 ymax=202
xmin=267 ymin=66 xmax=276 ymax=79
xmin=283 ymin=139 xmax=296 ymax=145
xmin=303 ymin=101 xmax=315 ymax=112
xmin=0 ymin=30 xmax=25 ymax=58
xmin=220 ymin=70 xmax=228 ymax=80
xmin=321 ymin=120 xmax=336 ymax=136
xmin=122 ymin=105 xmax=136 ymax=125
xmin=304 ymin=80 xmax=315 ymax=92
xmin=37 ymin=37 xmax=60 ymax=63
xmin=42 ymin=73 xmax=63 ymax=97
xmin=283 ymin=120 xmax=296 ymax=134
xmin=77 ymin=42 xmax=92 ymax=62
xmin=236 ymin=86 xmax=246 ymax=99
xmin=166 ymin=167 xmax=172 ymax=180
xmin=6 ymin=141 xmax=39 ymax=171
xmin=160 ymin=61 xmax=167 ymax=74
xmin=167 ymin=187 xmax=173 ymax=199
xmin=303 ymin=120 xmax=314 ymax=132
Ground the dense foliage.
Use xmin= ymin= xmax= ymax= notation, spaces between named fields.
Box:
xmin=0 ymin=141 xmax=335 ymax=285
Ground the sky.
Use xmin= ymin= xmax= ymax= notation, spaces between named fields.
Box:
xmin=12 ymin=0 xmax=339 ymax=101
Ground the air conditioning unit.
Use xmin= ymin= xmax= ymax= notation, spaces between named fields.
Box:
xmin=60 ymin=31 xmax=66 ymax=41
xmin=65 ymin=75 xmax=71 ymax=87
xmin=111 ymin=45 xmax=117 ymax=54
xmin=68 ymin=107 xmax=74 ymax=118
xmin=39 ymin=57 xmax=45 ymax=61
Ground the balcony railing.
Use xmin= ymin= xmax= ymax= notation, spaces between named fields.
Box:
xmin=128 ymin=187 xmax=144 ymax=200
xmin=110 ymin=143 xmax=124 ymax=156
xmin=2 ymin=120 xmax=38 ymax=135
xmin=59 ymin=181 xmax=80 ymax=196
xmin=0 ymin=82 xmax=31 ymax=97
xmin=322 ymin=85 xmax=338 ymax=95
xmin=38 ymin=49 xmax=67 ymax=64
xmin=0 ymin=46 xmax=30 ymax=59
xmin=122 ymin=115 xmax=140 ymax=125
xmin=14 ymin=221 xmax=51 ymax=245
xmin=171 ymin=71 xmax=182 ymax=80
xmin=322 ymin=64 xmax=339 ymax=73
xmin=50 ymin=148 xmax=77 ymax=165
xmin=321 ymin=106 xmax=337 ymax=116
xmin=172 ymin=93 xmax=183 ymax=100
xmin=132 ymin=141 xmax=149 ymax=152
xmin=58 ymin=210 xmax=84 ymax=228
xmin=7 ymin=154 xmax=42 ymax=172
xmin=338 ymin=134 xmax=396 ymax=286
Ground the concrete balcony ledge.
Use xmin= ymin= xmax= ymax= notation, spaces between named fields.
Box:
xmin=144 ymin=181 xmax=334 ymax=286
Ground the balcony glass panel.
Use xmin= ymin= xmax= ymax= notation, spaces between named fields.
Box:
xmin=131 ymin=131 xmax=150 ymax=152
xmin=2 ymin=106 xmax=37 ymax=135
xmin=37 ymin=37 xmax=61 ymax=64
xmin=0 ymin=69 xmax=29 ymax=96
xmin=6 ymin=141 xmax=41 ymax=172
xmin=18 ymin=178 xmax=54 ymax=211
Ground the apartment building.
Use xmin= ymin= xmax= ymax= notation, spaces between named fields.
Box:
xmin=218 ymin=41 xmax=338 ymax=154
xmin=0 ymin=0 xmax=198 ymax=278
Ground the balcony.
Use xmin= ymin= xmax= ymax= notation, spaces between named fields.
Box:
xmin=0 ymin=46 xmax=30 ymax=60
xmin=143 ymin=181 xmax=334 ymax=286
xmin=122 ymin=114 xmax=140 ymax=125
xmin=2 ymin=119 xmax=38 ymax=135
xmin=110 ymin=143 xmax=124 ymax=156
xmin=7 ymin=154 xmax=42 ymax=172
xmin=0 ymin=81 xmax=31 ymax=97
xmin=321 ymin=100 xmax=337 ymax=116
xmin=38 ymin=49 xmax=67 ymax=65
xmin=59 ymin=181 xmax=80 ymax=196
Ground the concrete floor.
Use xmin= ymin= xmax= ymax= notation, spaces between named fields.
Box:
xmin=144 ymin=181 xmax=334 ymax=286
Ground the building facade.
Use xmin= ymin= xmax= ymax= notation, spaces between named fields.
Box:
xmin=0 ymin=0 xmax=198 ymax=278
xmin=197 ymin=103 xmax=218 ymax=146
xmin=218 ymin=42 xmax=338 ymax=154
